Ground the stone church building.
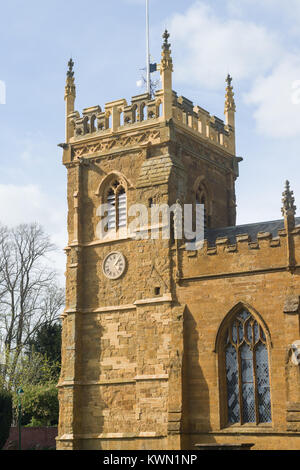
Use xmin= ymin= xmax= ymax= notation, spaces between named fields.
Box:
xmin=56 ymin=32 xmax=300 ymax=450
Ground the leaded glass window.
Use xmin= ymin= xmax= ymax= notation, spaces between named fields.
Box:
xmin=225 ymin=309 xmax=272 ymax=425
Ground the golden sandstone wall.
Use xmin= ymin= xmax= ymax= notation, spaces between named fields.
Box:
xmin=57 ymin=37 xmax=300 ymax=450
xmin=176 ymin=230 xmax=300 ymax=450
xmin=57 ymin=129 xmax=300 ymax=450
xmin=58 ymin=149 xmax=184 ymax=450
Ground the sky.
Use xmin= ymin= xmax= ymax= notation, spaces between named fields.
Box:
xmin=0 ymin=0 xmax=300 ymax=282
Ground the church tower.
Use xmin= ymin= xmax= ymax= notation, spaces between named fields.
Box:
xmin=57 ymin=32 xmax=242 ymax=450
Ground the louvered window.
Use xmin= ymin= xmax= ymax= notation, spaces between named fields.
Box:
xmin=106 ymin=181 xmax=127 ymax=230
xmin=225 ymin=309 xmax=272 ymax=425
xmin=107 ymin=189 xmax=116 ymax=230
xmin=196 ymin=187 xmax=208 ymax=229
xmin=118 ymin=188 xmax=127 ymax=228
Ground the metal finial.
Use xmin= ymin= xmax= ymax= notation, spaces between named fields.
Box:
xmin=226 ymin=74 xmax=233 ymax=87
xmin=162 ymin=30 xmax=170 ymax=50
xmin=67 ymin=58 xmax=74 ymax=78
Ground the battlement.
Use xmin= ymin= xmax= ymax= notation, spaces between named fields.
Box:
xmin=189 ymin=218 xmax=300 ymax=253
xmin=68 ymin=88 xmax=234 ymax=155
xmin=188 ymin=228 xmax=297 ymax=255
xmin=69 ymin=91 xmax=163 ymax=139
xmin=177 ymin=220 xmax=300 ymax=281
xmin=64 ymin=32 xmax=236 ymax=155
xmin=171 ymin=91 xmax=234 ymax=152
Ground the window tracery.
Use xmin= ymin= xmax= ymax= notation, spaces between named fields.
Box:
xmin=224 ymin=309 xmax=272 ymax=425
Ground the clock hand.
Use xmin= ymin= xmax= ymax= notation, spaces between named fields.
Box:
xmin=114 ymin=255 xmax=121 ymax=267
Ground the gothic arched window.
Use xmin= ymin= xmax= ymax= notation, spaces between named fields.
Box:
xmin=224 ymin=309 xmax=272 ymax=425
xmin=196 ymin=185 xmax=209 ymax=229
xmin=106 ymin=180 xmax=127 ymax=231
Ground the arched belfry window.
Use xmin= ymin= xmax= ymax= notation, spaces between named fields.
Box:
xmin=105 ymin=180 xmax=127 ymax=231
xmin=224 ymin=309 xmax=272 ymax=425
xmin=196 ymin=185 xmax=209 ymax=229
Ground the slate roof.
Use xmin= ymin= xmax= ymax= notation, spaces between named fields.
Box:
xmin=206 ymin=217 xmax=300 ymax=245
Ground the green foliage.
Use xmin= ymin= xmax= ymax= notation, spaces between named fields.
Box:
xmin=26 ymin=323 xmax=62 ymax=366
xmin=1 ymin=348 xmax=60 ymax=427
xmin=12 ymin=383 xmax=59 ymax=427
xmin=0 ymin=389 xmax=13 ymax=449
xmin=0 ymin=349 xmax=60 ymax=392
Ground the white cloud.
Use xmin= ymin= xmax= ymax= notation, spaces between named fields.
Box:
xmin=169 ymin=1 xmax=281 ymax=89
xmin=244 ymin=54 xmax=300 ymax=138
xmin=166 ymin=0 xmax=300 ymax=138
xmin=228 ymin=0 xmax=300 ymax=29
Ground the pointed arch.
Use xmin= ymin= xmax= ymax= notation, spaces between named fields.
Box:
xmin=95 ymin=172 xmax=132 ymax=199
xmin=214 ymin=302 xmax=272 ymax=353
xmin=95 ymin=172 xmax=132 ymax=234
xmin=193 ymin=177 xmax=212 ymax=229
xmin=215 ymin=302 xmax=272 ymax=427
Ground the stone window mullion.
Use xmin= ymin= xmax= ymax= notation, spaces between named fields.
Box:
xmin=106 ymin=181 xmax=127 ymax=232
xmin=237 ymin=344 xmax=243 ymax=425
xmin=115 ymin=187 xmax=120 ymax=229
xmin=253 ymin=343 xmax=260 ymax=425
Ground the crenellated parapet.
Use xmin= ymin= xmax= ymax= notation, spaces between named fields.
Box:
xmin=67 ymin=88 xmax=235 ymax=156
xmin=64 ymin=31 xmax=236 ymax=156
xmin=177 ymin=214 xmax=300 ymax=281
xmin=171 ymin=92 xmax=235 ymax=154
xmin=70 ymin=92 xmax=163 ymax=139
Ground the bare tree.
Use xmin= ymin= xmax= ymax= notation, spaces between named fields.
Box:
xmin=0 ymin=223 xmax=64 ymax=389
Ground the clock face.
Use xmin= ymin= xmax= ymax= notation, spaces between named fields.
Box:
xmin=102 ymin=251 xmax=126 ymax=280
